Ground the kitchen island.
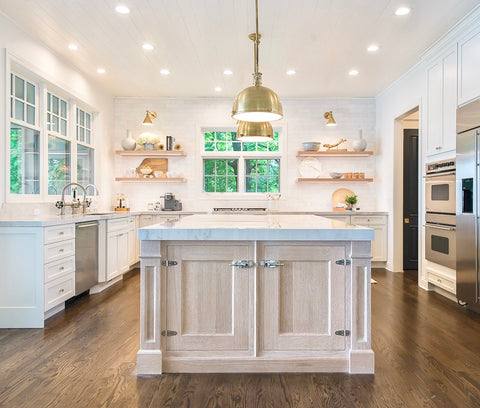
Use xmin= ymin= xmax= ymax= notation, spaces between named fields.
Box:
xmin=137 ymin=214 xmax=375 ymax=374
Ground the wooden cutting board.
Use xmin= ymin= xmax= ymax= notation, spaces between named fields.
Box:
xmin=331 ymin=188 xmax=354 ymax=209
xmin=136 ymin=158 xmax=168 ymax=177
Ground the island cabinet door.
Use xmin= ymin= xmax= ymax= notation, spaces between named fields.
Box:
xmin=164 ymin=242 xmax=253 ymax=354
xmin=259 ymin=242 xmax=346 ymax=352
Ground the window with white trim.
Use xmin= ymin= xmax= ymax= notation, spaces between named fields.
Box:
xmin=9 ymin=73 xmax=40 ymax=195
xmin=8 ymin=68 xmax=96 ymax=200
xmin=202 ymin=129 xmax=281 ymax=193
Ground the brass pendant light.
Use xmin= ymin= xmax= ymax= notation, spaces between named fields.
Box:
xmin=232 ymin=0 xmax=283 ymax=122
xmin=236 ymin=120 xmax=273 ymax=141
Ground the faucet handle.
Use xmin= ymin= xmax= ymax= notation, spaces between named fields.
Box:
xmin=55 ymin=201 xmax=64 ymax=209
xmin=85 ymin=198 xmax=92 ymax=208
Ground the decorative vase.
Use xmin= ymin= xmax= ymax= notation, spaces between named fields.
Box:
xmin=352 ymin=129 xmax=367 ymax=152
xmin=144 ymin=142 xmax=154 ymax=151
xmin=121 ymin=129 xmax=137 ymax=150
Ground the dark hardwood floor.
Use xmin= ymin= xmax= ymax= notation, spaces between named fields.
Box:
xmin=1 ymin=268 xmax=480 ymax=408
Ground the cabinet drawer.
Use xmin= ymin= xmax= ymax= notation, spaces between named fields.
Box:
xmin=44 ymin=240 xmax=75 ymax=264
xmin=44 ymin=224 xmax=75 ymax=244
xmin=128 ymin=216 xmax=136 ymax=230
xmin=44 ymin=256 xmax=75 ymax=283
xmin=44 ymin=273 xmax=75 ymax=311
xmin=351 ymin=215 xmax=386 ymax=225
xmin=427 ymin=271 xmax=456 ymax=294
xmin=107 ymin=217 xmax=130 ymax=233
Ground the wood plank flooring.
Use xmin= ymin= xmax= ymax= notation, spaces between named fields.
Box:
xmin=1 ymin=269 xmax=480 ymax=407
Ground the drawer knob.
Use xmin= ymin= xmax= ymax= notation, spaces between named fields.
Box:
xmin=59 ymin=288 xmax=65 ymax=293
xmin=59 ymin=231 xmax=64 ymax=235
xmin=59 ymin=266 xmax=65 ymax=271
xmin=437 ymin=279 xmax=442 ymax=283
xmin=59 ymin=248 xmax=64 ymax=253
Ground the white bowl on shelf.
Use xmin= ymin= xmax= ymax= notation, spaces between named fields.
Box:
xmin=302 ymin=142 xmax=320 ymax=151
xmin=329 ymin=172 xmax=343 ymax=179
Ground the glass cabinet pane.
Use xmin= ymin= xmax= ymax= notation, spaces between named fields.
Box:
xmin=10 ymin=124 xmax=40 ymax=195
xmin=48 ymin=135 xmax=71 ymax=195
xmin=77 ymin=144 xmax=94 ymax=186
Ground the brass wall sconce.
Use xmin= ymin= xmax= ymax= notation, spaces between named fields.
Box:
xmin=142 ymin=110 xmax=157 ymax=125
xmin=324 ymin=111 xmax=337 ymax=126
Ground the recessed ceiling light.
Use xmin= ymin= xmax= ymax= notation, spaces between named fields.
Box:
xmin=223 ymin=69 xmax=233 ymax=75
xmin=367 ymin=44 xmax=379 ymax=52
xmin=215 ymin=87 xmax=222 ymax=92
xmin=395 ymin=7 xmax=410 ymax=16
xmin=115 ymin=5 xmax=130 ymax=14
xmin=286 ymin=69 xmax=296 ymax=76
xmin=349 ymin=69 xmax=359 ymax=76
xmin=68 ymin=44 xmax=78 ymax=51
xmin=160 ymin=69 xmax=170 ymax=75
xmin=142 ymin=43 xmax=154 ymax=51
xmin=97 ymin=68 xmax=106 ymax=74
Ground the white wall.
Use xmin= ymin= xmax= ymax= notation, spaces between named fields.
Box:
xmin=113 ymin=97 xmax=377 ymax=212
xmin=0 ymin=12 xmax=114 ymax=214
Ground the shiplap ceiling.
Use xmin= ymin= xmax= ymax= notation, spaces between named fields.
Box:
xmin=1 ymin=0 xmax=479 ymax=98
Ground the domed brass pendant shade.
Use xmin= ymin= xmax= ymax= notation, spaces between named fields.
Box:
xmin=236 ymin=120 xmax=273 ymax=141
xmin=232 ymin=0 xmax=283 ymax=123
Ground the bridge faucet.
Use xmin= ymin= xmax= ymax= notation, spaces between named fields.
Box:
xmin=84 ymin=184 xmax=100 ymax=209
xmin=56 ymin=182 xmax=87 ymax=215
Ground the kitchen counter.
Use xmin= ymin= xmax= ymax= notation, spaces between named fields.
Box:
xmin=137 ymin=213 xmax=374 ymax=375
xmin=0 ymin=210 xmax=387 ymax=226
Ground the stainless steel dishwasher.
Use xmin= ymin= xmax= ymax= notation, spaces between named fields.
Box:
xmin=75 ymin=221 xmax=99 ymax=295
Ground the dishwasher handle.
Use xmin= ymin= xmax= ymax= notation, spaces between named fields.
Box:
xmin=76 ymin=222 xmax=99 ymax=229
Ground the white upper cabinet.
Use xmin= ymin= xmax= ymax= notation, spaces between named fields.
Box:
xmin=458 ymin=28 xmax=480 ymax=106
xmin=425 ymin=46 xmax=457 ymax=156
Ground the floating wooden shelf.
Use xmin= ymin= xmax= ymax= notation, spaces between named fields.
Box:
xmin=297 ymin=178 xmax=374 ymax=183
xmin=116 ymin=150 xmax=187 ymax=157
xmin=297 ymin=151 xmax=374 ymax=157
xmin=115 ymin=177 xmax=187 ymax=183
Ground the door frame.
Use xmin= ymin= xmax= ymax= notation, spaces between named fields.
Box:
xmin=392 ymin=106 xmax=422 ymax=282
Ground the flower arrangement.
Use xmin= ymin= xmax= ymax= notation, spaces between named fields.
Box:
xmin=136 ymin=132 xmax=160 ymax=146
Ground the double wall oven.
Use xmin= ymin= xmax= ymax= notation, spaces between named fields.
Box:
xmin=424 ymin=159 xmax=456 ymax=270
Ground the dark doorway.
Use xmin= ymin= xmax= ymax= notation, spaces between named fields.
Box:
xmin=403 ymin=128 xmax=418 ymax=271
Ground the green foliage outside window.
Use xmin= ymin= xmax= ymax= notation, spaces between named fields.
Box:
xmin=204 ymin=159 xmax=238 ymax=192
xmin=245 ymin=159 xmax=280 ymax=193
xmin=204 ymin=131 xmax=279 ymax=152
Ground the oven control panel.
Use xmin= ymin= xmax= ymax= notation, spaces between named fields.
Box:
xmin=425 ymin=158 xmax=456 ymax=174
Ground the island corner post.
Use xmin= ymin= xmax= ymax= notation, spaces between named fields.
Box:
xmin=136 ymin=215 xmax=374 ymax=375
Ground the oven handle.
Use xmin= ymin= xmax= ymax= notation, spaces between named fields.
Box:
xmin=424 ymin=224 xmax=456 ymax=231
xmin=423 ymin=171 xmax=456 ymax=178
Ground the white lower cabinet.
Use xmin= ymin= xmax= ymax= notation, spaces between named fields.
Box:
xmin=128 ymin=216 xmax=138 ymax=266
xmin=106 ymin=229 xmax=129 ymax=281
xmin=322 ymin=214 xmax=388 ymax=262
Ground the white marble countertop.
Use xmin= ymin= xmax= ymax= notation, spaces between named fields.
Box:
xmin=138 ymin=214 xmax=374 ymax=241
xmin=0 ymin=210 xmax=387 ymax=227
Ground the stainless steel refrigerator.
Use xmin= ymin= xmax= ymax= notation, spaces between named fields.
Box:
xmin=457 ymin=98 xmax=480 ymax=313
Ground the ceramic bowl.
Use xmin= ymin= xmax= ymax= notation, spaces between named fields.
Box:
xmin=329 ymin=172 xmax=343 ymax=179
xmin=140 ymin=168 xmax=152 ymax=175
xmin=302 ymin=142 xmax=320 ymax=151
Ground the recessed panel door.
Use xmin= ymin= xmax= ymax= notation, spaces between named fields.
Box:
xmin=259 ymin=242 xmax=346 ymax=352
xmin=165 ymin=242 xmax=253 ymax=354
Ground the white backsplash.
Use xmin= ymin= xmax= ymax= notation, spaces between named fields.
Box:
xmin=114 ymin=97 xmax=377 ymax=212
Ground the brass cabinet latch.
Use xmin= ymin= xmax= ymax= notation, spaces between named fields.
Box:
xmin=335 ymin=259 xmax=351 ymax=266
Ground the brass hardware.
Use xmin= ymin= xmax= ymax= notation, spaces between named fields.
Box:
xmin=161 ymin=260 xmax=177 ymax=267
xmin=142 ymin=110 xmax=157 ymax=125
xmin=230 ymin=260 xmax=254 ymax=268
xmin=335 ymin=330 xmax=350 ymax=336
xmin=324 ymin=111 xmax=337 ymax=127
xmin=231 ymin=0 xmax=283 ymax=123
xmin=236 ymin=121 xmax=273 ymax=141
xmin=259 ymin=260 xmax=285 ymax=268
xmin=335 ymin=259 xmax=351 ymax=266
xmin=404 ymin=218 xmax=410 ymax=224
xmin=161 ymin=330 xmax=177 ymax=337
